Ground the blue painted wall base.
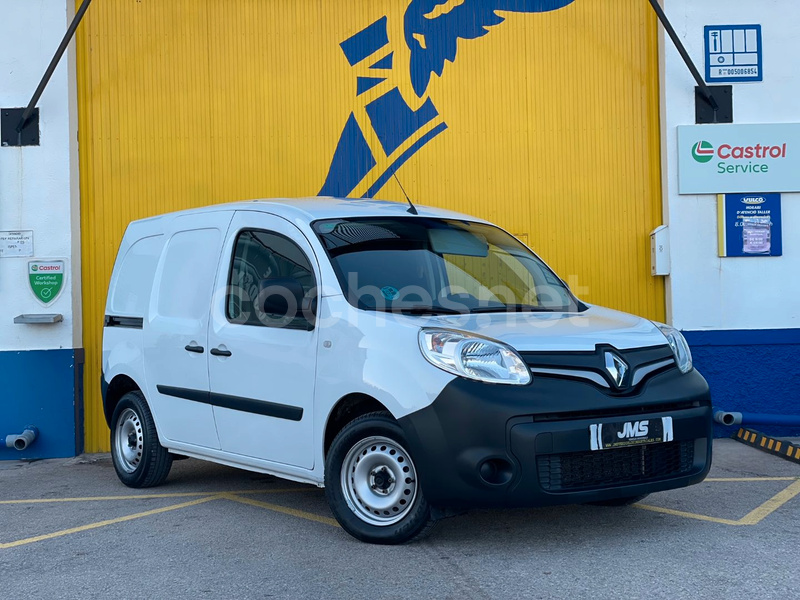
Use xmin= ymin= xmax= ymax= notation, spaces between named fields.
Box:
xmin=683 ymin=329 xmax=800 ymax=439
xmin=0 ymin=349 xmax=84 ymax=460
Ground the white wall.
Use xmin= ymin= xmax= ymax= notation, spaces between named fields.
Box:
xmin=661 ymin=0 xmax=800 ymax=331
xmin=0 ymin=0 xmax=80 ymax=351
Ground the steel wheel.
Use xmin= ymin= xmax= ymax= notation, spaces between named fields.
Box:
xmin=341 ymin=435 xmax=419 ymax=526
xmin=114 ymin=407 xmax=144 ymax=474
xmin=325 ymin=411 xmax=434 ymax=543
xmin=110 ymin=391 xmax=172 ymax=488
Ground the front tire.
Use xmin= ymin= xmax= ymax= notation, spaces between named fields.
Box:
xmin=110 ymin=391 xmax=173 ymax=488
xmin=325 ymin=412 xmax=435 ymax=544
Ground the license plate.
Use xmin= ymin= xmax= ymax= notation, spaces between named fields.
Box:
xmin=589 ymin=417 xmax=673 ymax=450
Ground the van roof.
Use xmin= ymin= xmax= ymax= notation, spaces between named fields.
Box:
xmin=131 ymin=197 xmax=489 ymax=226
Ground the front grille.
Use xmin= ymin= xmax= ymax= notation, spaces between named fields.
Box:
xmin=537 ymin=440 xmax=695 ymax=492
xmin=521 ymin=344 xmax=675 ymax=394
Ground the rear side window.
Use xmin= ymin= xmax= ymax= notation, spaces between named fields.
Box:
xmin=156 ymin=228 xmax=221 ymax=319
xmin=227 ymin=230 xmax=316 ymax=327
xmin=110 ymin=234 xmax=163 ymax=315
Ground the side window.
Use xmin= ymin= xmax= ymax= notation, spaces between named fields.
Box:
xmin=157 ymin=228 xmax=220 ymax=320
xmin=111 ymin=234 xmax=163 ymax=316
xmin=227 ymin=229 xmax=316 ymax=328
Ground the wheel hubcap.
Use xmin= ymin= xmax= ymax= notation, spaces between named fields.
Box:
xmin=341 ymin=436 xmax=418 ymax=526
xmin=115 ymin=408 xmax=143 ymax=473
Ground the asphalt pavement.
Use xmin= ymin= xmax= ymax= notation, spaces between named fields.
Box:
xmin=1 ymin=438 xmax=798 ymax=599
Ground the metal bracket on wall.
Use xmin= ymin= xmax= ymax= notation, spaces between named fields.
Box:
xmin=14 ymin=314 xmax=63 ymax=324
xmin=696 ymin=86 xmax=733 ymax=124
xmin=1 ymin=108 xmax=40 ymax=147
xmin=2 ymin=0 xmax=94 ymax=148
xmin=647 ymin=0 xmax=728 ymax=124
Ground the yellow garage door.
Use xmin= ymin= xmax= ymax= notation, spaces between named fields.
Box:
xmin=77 ymin=0 xmax=664 ymax=451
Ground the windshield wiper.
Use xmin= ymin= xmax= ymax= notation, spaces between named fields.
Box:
xmin=387 ymin=305 xmax=466 ymax=315
xmin=469 ymin=304 xmax=555 ymax=314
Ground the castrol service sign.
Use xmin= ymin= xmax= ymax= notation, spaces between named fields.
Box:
xmin=678 ymin=123 xmax=800 ymax=194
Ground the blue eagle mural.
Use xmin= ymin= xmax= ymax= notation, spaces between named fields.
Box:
xmin=319 ymin=0 xmax=576 ymax=198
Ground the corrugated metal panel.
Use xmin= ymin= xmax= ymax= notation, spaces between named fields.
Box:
xmin=77 ymin=0 xmax=664 ymax=451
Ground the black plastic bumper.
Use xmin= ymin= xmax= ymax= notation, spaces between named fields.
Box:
xmin=397 ymin=368 xmax=713 ymax=509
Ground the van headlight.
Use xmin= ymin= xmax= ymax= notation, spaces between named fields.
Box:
xmin=654 ymin=323 xmax=693 ymax=374
xmin=419 ymin=329 xmax=531 ymax=385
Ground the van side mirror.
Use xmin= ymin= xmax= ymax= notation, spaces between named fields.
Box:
xmin=258 ymin=278 xmax=306 ymax=319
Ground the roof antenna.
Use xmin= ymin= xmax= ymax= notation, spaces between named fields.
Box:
xmin=393 ymin=173 xmax=418 ymax=215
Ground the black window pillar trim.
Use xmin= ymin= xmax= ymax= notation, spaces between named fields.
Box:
xmin=104 ymin=315 xmax=144 ymax=329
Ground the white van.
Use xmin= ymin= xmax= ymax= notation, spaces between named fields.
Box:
xmin=102 ymin=198 xmax=712 ymax=544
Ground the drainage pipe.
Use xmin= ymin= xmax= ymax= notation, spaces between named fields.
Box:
xmin=5 ymin=427 xmax=39 ymax=451
xmin=713 ymin=411 xmax=800 ymax=428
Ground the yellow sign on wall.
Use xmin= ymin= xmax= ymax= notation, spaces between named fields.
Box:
xmin=76 ymin=0 xmax=664 ymax=451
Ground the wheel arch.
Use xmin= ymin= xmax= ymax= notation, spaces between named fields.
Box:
xmin=323 ymin=393 xmax=390 ymax=458
xmin=103 ymin=374 xmax=143 ymax=427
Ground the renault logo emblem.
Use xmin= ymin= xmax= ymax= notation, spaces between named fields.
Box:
xmin=604 ymin=352 xmax=629 ymax=388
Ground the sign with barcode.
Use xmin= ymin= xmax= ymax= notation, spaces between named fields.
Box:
xmin=705 ymin=25 xmax=763 ymax=83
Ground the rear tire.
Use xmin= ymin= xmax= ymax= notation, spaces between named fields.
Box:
xmin=588 ymin=494 xmax=649 ymax=507
xmin=325 ymin=411 xmax=435 ymax=544
xmin=110 ymin=391 xmax=173 ymax=488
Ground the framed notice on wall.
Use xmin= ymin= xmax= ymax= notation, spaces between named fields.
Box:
xmin=718 ymin=193 xmax=782 ymax=257
xmin=0 ymin=230 xmax=34 ymax=257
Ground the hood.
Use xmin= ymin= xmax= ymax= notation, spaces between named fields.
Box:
xmin=400 ymin=305 xmax=668 ymax=352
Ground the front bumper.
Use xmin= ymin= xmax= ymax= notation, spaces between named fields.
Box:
xmin=397 ymin=367 xmax=713 ymax=509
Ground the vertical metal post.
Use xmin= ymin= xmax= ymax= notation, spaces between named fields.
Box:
xmin=15 ymin=0 xmax=95 ymax=134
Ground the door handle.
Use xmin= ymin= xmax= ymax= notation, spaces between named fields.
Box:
xmin=210 ymin=347 xmax=232 ymax=357
xmin=184 ymin=344 xmax=205 ymax=354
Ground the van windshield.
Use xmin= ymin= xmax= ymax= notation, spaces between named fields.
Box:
xmin=312 ymin=217 xmax=583 ymax=314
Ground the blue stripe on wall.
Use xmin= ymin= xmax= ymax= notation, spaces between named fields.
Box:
xmin=682 ymin=328 xmax=800 ymax=346
xmin=0 ymin=349 xmax=84 ymax=460
xmin=682 ymin=329 xmax=800 ymax=438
